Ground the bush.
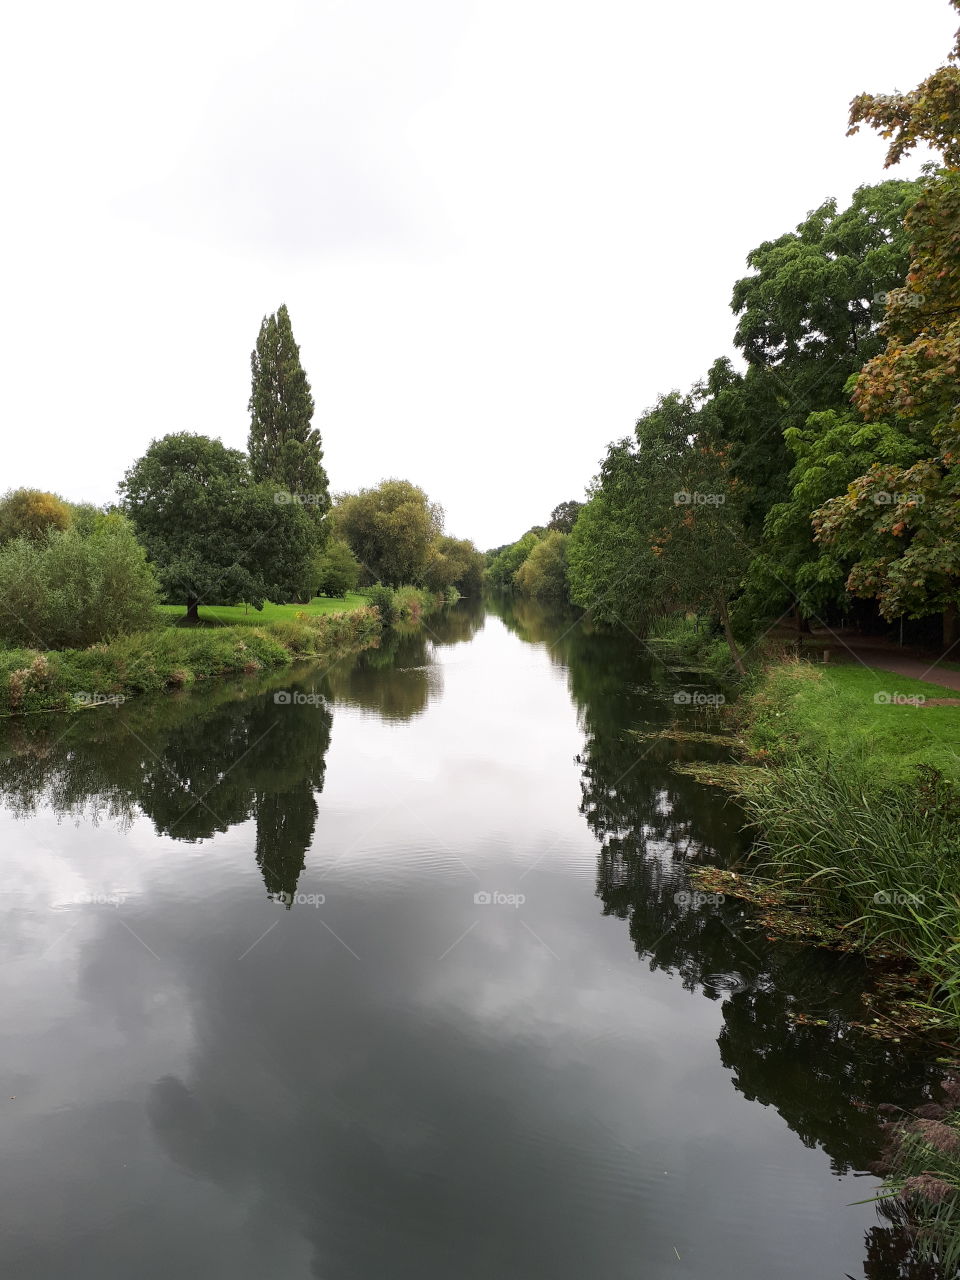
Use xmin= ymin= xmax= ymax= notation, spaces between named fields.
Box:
xmin=514 ymin=530 xmax=568 ymax=598
xmin=365 ymin=584 xmax=396 ymax=625
xmin=0 ymin=517 xmax=161 ymax=650
xmin=0 ymin=488 xmax=72 ymax=543
xmin=313 ymin=538 xmax=361 ymax=597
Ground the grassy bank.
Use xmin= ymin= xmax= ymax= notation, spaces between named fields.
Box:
xmin=0 ymin=607 xmax=381 ymax=716
xmin=157 ymin=594 xmax=371 ymax=625
xmin=734 ymin=660 xmax=960 ymax=1022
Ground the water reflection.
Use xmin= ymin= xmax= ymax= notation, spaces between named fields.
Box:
xmin=0 ymin=605 xmax=484 ymax=904
xmin=0 ymin=598 xmax=950 ymax=1279
xmin=324 ymin=600 xmax=485 ymax=721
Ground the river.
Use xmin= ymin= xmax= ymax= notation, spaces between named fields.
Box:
xmin=0 ymin=599 xmax=943 ymax=1278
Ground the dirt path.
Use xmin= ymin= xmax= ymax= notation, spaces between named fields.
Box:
xmin=808 ymin=628 xmax=960 ymax=695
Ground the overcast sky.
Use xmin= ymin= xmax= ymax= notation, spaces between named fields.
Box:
xmin=2 ymin=0 xmax=954 ymax=549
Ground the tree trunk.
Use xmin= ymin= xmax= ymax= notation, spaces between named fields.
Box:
xmin=718 ymin=598 xmax=747 ymax=675
xmin=185 ymin=597 xmax=200 ymax=625
xmin=944 ymin=601 xmax=959 ymax=649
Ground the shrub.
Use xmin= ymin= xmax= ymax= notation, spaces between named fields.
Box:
xmin=514 ymin=530 xmax=569 ymax=598
xmin=365 ymin=584 xmax=396 ymax=625
xmin=0 ymin=488 xmax=72 ymax=543
xmin=0 ymin=517 xmax=160 ymax=650
xmin=313 ymin=538 xmax=361 ymax=597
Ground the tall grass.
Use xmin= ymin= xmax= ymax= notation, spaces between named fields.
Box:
xmin=873 ymin=1080 xmax=960 ymax=1274
xmin=740 ymin=758 xmax=960 ymax=1020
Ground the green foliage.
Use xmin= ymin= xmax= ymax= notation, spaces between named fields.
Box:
xmin=547 ymin=500 xmax=583 ymax=534
xmin=424 ymin=535 xmax=484 ymax=594
xmin=0 ymin=488 xmax=72 ymax=543
xmin=120 ymin=432 xmax=315 ymax=613
xmin=312 ymin=538 xmax=361 ymax=598
xmin=565 ymin=391 xmax=753 ymax=670
xmin=741 ymin=410 xmax=924 ymax=621
xmin=0 ymin=518 xmax=160 ymax=650
xmin=801 ymin=22 xmax=960 ymax=639
xmin=486 ymin=530 xmax=543 ymax=589
xmin=364 ymin=584 xmax=396 ymax=625
xmin=334 ymin=479 xmax=444 ymax=586
xmin=514 ymin=530 xmax=569 ymax=598
xmin=697 ymin=181 xmax=919 ymax=536
xmin=68 ymin=502 xmax=110 ymax=538
xmin=847 ymin=0 xmax=960 ymax=168
xmin=248 ymin=304 xmax=329 ymax=531
xmin=814 ymin=173 xmax=960 ymax=630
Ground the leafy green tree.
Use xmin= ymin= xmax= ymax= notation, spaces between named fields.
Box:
xmin=312 ymin=538 xmax=361 ymax=598
xmin=0 ymin=489 xmax=72 ymax=543
xmin=566 ymin=393 xmax=697 ymax=627
xmin=698 ymin=182 xmax=919 ymax=536
xmin=515 ymin=530 xmax=569 ymax=598
xmin=248 ymin=304 xmax=330 ymax=532
xmin=424 ymin=535 xmax=485 ymax=594
xmin=665 ymin=443 xmax=754 ymax=672
xmin=486 ymin=530 xmax=543 ymax=589
xmin=813 ymin=12 xmax=960 ymax=643
xmin=741 ymin=412 xmax=923 ymax=624
xmin=68 ymin=502 xmax=110 ymax=538
xmin=333 ymin=479 xmax=443 ymax=585
xmin=0 ymin=516 xmax=160 ymax=649
xmin=547 ymin=500 xmax=583 ymax=534
xmin=120 ymin=433 xmax=315 ymax=621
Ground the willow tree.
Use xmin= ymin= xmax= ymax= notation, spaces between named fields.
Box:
xmin=248 ymin=304 xmax=330 ymax=535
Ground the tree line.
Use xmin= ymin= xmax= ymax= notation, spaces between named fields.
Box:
xmin=0 ymin=305 xmax=483 ymax=649
xmin=489 ymin=3 xmax=960 ymax=665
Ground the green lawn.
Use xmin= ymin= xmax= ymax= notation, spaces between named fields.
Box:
xmin=744 ymin=660 xmax=960 ymax=785
xmin=157 ymin=595 xmax=369 ymax=627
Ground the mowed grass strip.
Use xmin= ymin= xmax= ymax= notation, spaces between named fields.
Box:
xmin=742 ymin=660 xmax=960 ymax=786
xmin=157 ymin=595 xmax=370 ymax=627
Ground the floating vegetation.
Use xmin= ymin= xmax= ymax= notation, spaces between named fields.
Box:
xmin=626 ymin=727 xmax=735 ymax=748
xmin=690 ymin=866 xmax=960 ymax=1046
xmin=671 ymin=762 xmax=764 ymax=790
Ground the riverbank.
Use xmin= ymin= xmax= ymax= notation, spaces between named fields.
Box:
xmin=0 ymin=607 xmax=381 ymax=716
xmin=730 ymin=660 xmax=960 ymax=1023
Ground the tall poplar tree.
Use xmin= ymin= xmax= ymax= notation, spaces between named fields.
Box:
xmin=248 ymin=304 xmax=330 ymax=536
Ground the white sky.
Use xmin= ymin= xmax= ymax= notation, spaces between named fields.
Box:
xmin=2 ymin=0 xmax=954 ymax=549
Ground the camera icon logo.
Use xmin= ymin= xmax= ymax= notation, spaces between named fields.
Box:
xmin=473 ymin=891 xmax=492 ymax=905
xmin=274 ymin=691 xmax=292 ymax=705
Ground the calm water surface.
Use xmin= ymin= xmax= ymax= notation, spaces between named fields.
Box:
xmin=0 ymin=600 xmax=943 ymax=1278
